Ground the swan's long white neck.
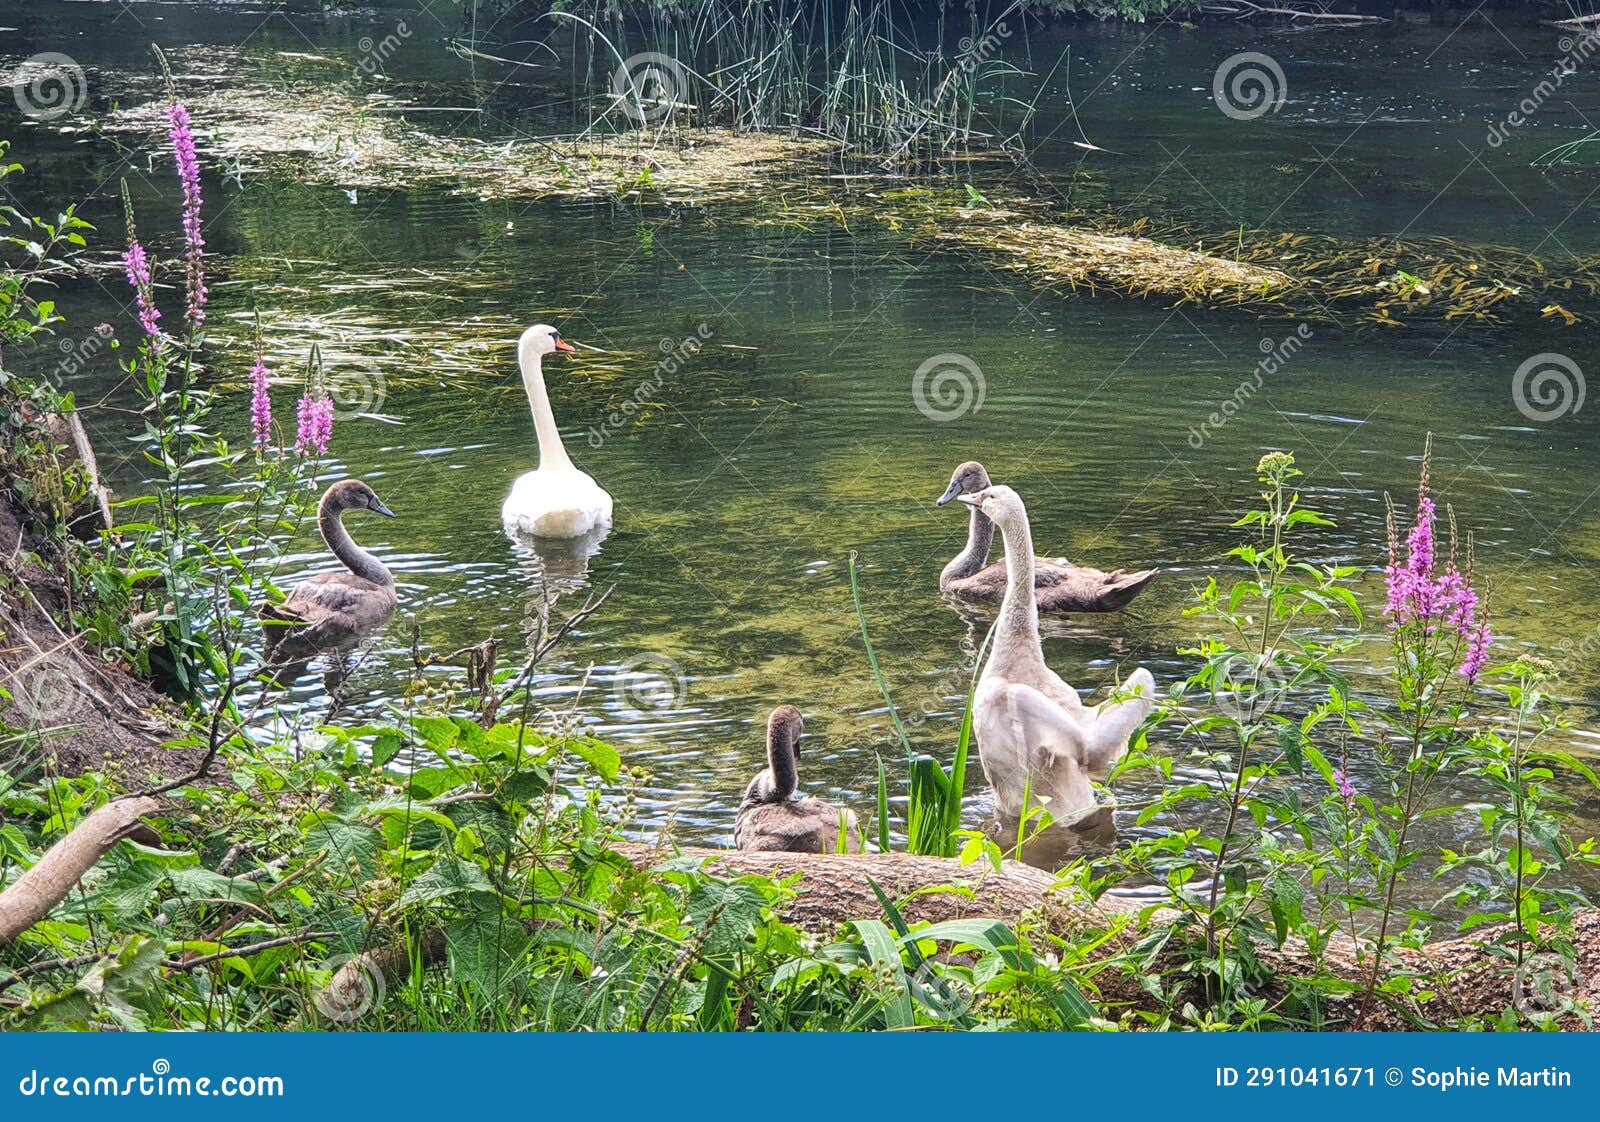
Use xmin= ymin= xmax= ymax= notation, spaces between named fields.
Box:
xmin=519 ymin=343 xmax=574 ymax=472
xmin=992 ymin=508 xmax=1045 ymax=673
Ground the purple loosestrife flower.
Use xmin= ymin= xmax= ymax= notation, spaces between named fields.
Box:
xmin=167 ymin=102 xmax=207 ymax=334
xmin=1332 ymin=769 xmax=1356 ymax=804
xmin=1461 ymin=620 xmax=1492 ymax=685
xmin=249 ymin=358 xmax=273 ymax=448
xmin=121 ymin=240 xmax=163 ymax=349
xmin=1385 ymin=448 xmax=1493 ymax=683
xmin=294 ymin=391 xmax=335 ymax=456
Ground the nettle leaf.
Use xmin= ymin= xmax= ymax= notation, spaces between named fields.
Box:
xmin=397 ymin=850 xmax=494 ymax=908
xmin=167 ymin=866 xmax=256 ymax=904
xmin=85 ymin=860 xmax=168 ymax=922
xmin=564 ymin=737 xmax=621 ymax=783
xmin=446 ymin=910 xmax=530 ymax=998
xmin=412 ymin=715 xmax=461 ymax=757
xmin=371 ymin=729 xmax=403 ymax=768
xmin=687 ymin=878 xmax=766 ymax=956
xmin=303 ymin=817 xmax=384 ymax=881
xmin=17 ymin=935 xmax=169 ymax=1031
xmin=1276 ymin=725 xmax=1305 ymax=774
xmin=1267 ymin=872 xmax=1305 ymax=946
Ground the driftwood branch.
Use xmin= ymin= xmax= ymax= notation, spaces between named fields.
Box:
xmin=1201 ymin=1 xmax=1387 ymax=22
xmin=0 ymin=795 xmax=159 ymax=945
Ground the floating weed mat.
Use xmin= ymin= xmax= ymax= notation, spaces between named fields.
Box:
xmin=102 ymin=51 xmax=1595 ymax=328
xmin=106 ymin=68 xmax=835 ymax=203
xmin=752 ymin=190 xmax=1296 ymax=312
xmin=1226 ymin=227 xmax=1600 ymax=329
xmin=772 ymin=187 xmax=1600 ymax=328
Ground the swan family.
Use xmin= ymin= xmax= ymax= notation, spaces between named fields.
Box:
xmin=262 ymin=322 xmax=1160 ymax=857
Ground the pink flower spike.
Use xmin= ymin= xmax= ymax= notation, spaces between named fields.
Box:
xmin=295 ymin=391 xmax=335 ymax=457
xmin=1461 ymin=620 xmax=1492 ymax=685
xmin=167 ymin=101 xmax=206 ymax=334
xmin=1332 ymin=769 xmax=1357 ymax=804
xmin=121 ymin=240 xmax=163 ymax=349
xmin=249 ymin=358 xmax=273 ymax=448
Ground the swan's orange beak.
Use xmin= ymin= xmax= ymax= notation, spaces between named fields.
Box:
xmin=554 ymin=337 xmax=576 ymax=353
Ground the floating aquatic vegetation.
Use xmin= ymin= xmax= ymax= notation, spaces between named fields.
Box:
xmin=100 ymin=48 xmax=1597 ymax=329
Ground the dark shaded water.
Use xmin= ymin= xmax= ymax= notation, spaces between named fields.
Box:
xmin=4 ymin=3 xmax=1599 ymax=890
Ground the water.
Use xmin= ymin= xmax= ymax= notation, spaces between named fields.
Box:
xmin=5 ymin=3 xmax=1599 ymax=891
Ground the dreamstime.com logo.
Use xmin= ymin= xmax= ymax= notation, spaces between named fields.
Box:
xmin=321 ymin=364 xmax=388 ymax=422
xmin=611 ymin=652 xmax=688 ymax=715
xmin=1511 ymin=352 xmax=1585 ymax=422
xmin=1213 ymin=52 xmax=1287 ymax=121
xmin=15 ymin=1059 xmax=284 ymax=1098
xmin=587 ymin=323 xmax=713 ymax=449
xmin=1 ymin=652 xmax=93 ymax=729
xmin=314 ymin=953 xmax=386 ymax=1023
xmin=906 ymin=961 xmax=973 ymax=1023
xmin=612 ymin=52 xmax=690 ymax=123
xmin=1512 ymin=954 xmax=1583 ymax=1019
xmin=912 ymin=352 xmax=986 ymax=422
xmin=1210 ymin=654 xmax=1290 ymax=723
xmin=10 ymin=52 xmax=87 ymax=120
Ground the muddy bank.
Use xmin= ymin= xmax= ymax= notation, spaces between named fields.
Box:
xmin=0 ymin=417 xmax=197 ymax=790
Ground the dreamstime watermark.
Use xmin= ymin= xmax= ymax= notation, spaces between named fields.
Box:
xmin=1511 ymin=953 xmax=1583 ymax=1018
xmin=919 ymin=22 xmax=1014 ymax=116
xmin=313 ymin=953 xmax=386 ymax=1023
xmin=587 ymin=323 xmax=713 ymax=449
xmin=1511 ymin=352 xmax=1584 ymax=422
xmin=906 ymin=960 xmax=973 ymax=1022
xmin=612 ymin=653 xmax=688 ymax=715
xmin=612 ymin=52 xmax=691 ymax=124
xmin=912 ymin=352 xmax=985 ymax=422
xmin=9 ymin=52 xmax=87 ymax=121
xmin=1550 ymin=626 xmax=1600 ymax=681
xmin=1210 ymin=654 xmax=1290 ymax=723
xmin=1212 ymin=52 xmax=1286 ymax=121
xmin=15 ymin=1060 xmax=284 ymax=1098
xmin=1187 ymin=324 xmax=1313 ymax=449
xmin=321 ymin=364 xmax=388 ymax=422
xmin=351 ymin=20 xmax=412 ymax=85
xmin=49 ymin=323 xmax=114 ymax=386
xmin=1487 ymin=30 xmax=1600 ymax=148
xmin=1 ymin=652 xmax=93 ymax=729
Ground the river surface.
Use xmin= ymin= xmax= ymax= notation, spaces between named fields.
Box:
xmin=4 ymin=2 xmax=1599 ymax=897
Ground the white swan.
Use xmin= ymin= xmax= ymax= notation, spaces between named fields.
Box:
xmin=501 ymin=324 xmax=614 ymax=540
xmin=957 ymin=485 xmax=1155 ymax=820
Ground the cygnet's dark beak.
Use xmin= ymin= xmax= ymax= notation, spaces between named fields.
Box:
xmin=370 ymin=498 xmax=397 ymax=518
xmin=936 ymin=479 xmax=963 ymax=507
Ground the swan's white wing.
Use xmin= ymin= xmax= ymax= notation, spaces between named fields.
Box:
xmin=1031 ymin=664 xmax=1084 ymax=713
xmin=975 ymin=679 xmax=1095 ymax=816
xmin=503 ymin=468 xmax=614 ymax=539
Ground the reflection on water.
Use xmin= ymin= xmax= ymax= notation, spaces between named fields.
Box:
xmin=6 ymin=4 xmax=1600 ymax=902
xmin=992 ymin=806 xmax=1118 ymax=871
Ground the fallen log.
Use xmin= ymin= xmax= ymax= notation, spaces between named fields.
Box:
xmin=622 ymin=844 xmax=1599 ymax=1029
xmin=0 ymin=795 xmax=159 ymax=945
xmin=304 ymin=843 xmax=1598 ymax=1029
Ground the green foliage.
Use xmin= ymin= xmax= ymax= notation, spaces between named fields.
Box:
xmin=849 ymin=552 xmax=977 ymax=857
xmin=1109 ymin=448 xmax=1599 ymax=1029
